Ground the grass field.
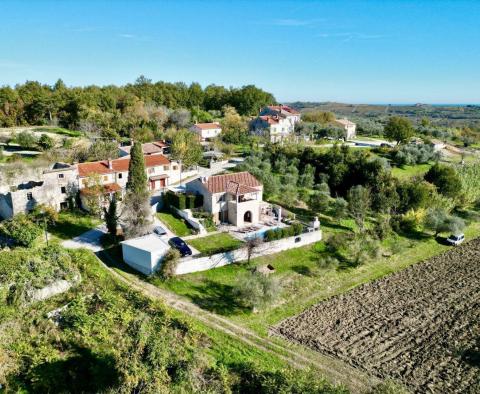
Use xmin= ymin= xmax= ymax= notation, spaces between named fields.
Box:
xmin=157 ymin=219 xmax=480 ymax=335
xmin=391 ymin=163 xmax=432 ymax=179
xmin=48 ymin=210 xmax=101 ymax=239
xmin=32 ymin=126 xmax=82 ymax=137
xmin=157 ymin=210 xmax=193 ymax=236
xmin=187 ymin=232 xmax=243 ymax=255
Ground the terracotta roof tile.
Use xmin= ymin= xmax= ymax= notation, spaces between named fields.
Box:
xmin=203 ymin=172 xmax=262 ymax=194
xmin=120 ymin=140 xmax=167 ymax=155
xmin=267 ymin=105 xmax=300 ymax=115
xmin=193 ymin=122 xmax=222 ymax=130
xmin=78 ymin=155 xmax=170 ymax=177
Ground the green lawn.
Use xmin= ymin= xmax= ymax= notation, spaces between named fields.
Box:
xmin=32 ymin=126 xmax=82 ymax=137
xmin=188 ymin=232 xmax=243 ymax=255
xmin=156 ymin=210 xmax=193 ymax=236
xmin=156 ymin=219 xmax=480 ymax=335
xmin=391 ymin=163 xmax=432 ymax=179
xmin=48 ymin=210 xmax=101 ymax=239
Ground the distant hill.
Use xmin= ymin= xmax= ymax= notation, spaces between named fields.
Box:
xmin=286 ymin=102 xmax=480 ymax=127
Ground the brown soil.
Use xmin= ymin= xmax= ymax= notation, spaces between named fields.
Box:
xmin=272 ymin=238 xmax=480 ymax=393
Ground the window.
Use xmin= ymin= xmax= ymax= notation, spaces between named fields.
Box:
xmin=173 ymin=166 xmax=178 ymax=170
xmin=163 ymin=165 xmax=169 ymax=171
xmin=27 ymin=192 xmax=33 ymax=201
xmin=61 ymin=186 xmax=66 ymax=194
xmin=118 ymin=173 xmax=123 ymax=179
xmin=148 ymin=168 xmax=155 ymax=174
xmin=103 ymin=175 xmax=108 ymax=181
xmin=218 ymin=194 xmax=225 ymax=202
xmin=58 ymin=173 xmax=64 ymax=179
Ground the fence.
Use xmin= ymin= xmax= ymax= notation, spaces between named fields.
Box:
xmin=175 ymin=229 xmax=322 ymax=275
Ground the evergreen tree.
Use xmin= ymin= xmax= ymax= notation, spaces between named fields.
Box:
xmin=104 ymin=198 xmax=118 ymax=237
xmin=126 ymin=142 xmax=148 ymax=193
xmin=123 ymin=141 xmax=152 ymax=238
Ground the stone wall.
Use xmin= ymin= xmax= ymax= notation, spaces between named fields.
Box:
xmin=175 ymin=229 xmax=322 ymax=275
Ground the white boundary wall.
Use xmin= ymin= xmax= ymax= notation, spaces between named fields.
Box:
xmin=171 ymin=206 xmax=207 ymax=235
xmin=175 ymin=230 xmax=322 ymax=275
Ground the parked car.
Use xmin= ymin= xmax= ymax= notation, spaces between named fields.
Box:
xmin=168 ymin=237 xmax=192 ymax=256
xmin=153 ymin=226 xmax=167 ymax=236
xmin=446 ymin=233 xmax=465 ymax=246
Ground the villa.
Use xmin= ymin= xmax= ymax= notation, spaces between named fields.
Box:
xmin=250 ymin=105 xmax=301 ymax=143
xmin=186 ymin=172 xmax=265 ymax=227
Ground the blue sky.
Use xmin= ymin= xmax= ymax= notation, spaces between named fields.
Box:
xmin=1 ymin=0 xmax=479 ymax=103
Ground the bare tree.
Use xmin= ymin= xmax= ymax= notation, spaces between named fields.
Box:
xmin=244 ymin=237 xmax=263 ymax=265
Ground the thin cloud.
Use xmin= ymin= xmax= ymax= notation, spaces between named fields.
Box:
xmin=272 ymin=18 xmax=313 ymax=27
xmin=119 ymin=33 xmax=135 ymax=39
xmin=317 ymin=32 xmax=386 ymax=42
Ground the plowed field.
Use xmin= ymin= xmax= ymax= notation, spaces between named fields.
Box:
xmin=273 ymin=238 xmax=480 ymax=393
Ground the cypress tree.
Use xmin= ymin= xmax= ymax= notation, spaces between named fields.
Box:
xmin=126 ymin=142 xmax=148 ymax=194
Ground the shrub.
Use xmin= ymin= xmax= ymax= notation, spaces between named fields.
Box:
xmin=233 ymin=272 xmax=282 ymax=310
xmin=292 ymin=222 xmax=304 ymax=236
xmin=158 ymin=249 xmax=180 ymax=279
xmin=0 ymin=214 xmax=43 ymax=247
xmin=425 ymin=163 xmax=462 ymax=198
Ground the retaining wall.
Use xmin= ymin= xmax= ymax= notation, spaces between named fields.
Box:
xmin=175 ymin=229 xmax=322 ymax=275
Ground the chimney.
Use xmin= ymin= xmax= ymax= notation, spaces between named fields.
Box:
xmin=107 ymin=159 xmax=113 ymax=170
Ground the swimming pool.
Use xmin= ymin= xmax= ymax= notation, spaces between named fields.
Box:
xmin=246 ymin=226 xmax=280 ymax=240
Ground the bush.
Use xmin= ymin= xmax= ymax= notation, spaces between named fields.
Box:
xmin=0 ymin=214 xmax=43 ymax=247
xmin=425 ymin=163 xmax=462 ymax=198
xmin=158 ymin=248 xmax=180 ymax=279
xmin=292 ymin=222 xmax=304 ymax=236
xmin=233 ymin=272 xmax=282 ymax=310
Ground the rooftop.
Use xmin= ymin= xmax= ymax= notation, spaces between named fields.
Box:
xmin=119 ymin=140 xmax=167 ymax=155
xmin=193 ymin=122 xmax=222 ymax=130
xmin=267 ymin=105 xmax=300 ymax=115
xmin=78 ymin=154 xmax=171 ymax=177
xmin=335 ymin=118 xmax=356 ymax=126
xmin=121 ymin=233 xmax=170 ymax=253
xmin=201 ymin=171 xmax=262 ymax=194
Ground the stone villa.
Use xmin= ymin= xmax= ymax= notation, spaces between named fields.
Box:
xmin=186 ymin=172 xmax=265 ymax=227
xmin=250 ymin=105 xmax=301 ymax=143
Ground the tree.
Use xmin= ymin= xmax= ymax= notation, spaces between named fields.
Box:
xmin=332 ymin=197 xmax=348 ymax=218
xmin=38 ymin=133 xmax=55 ymax=151
xmin=170 ymin=129 xmax=203 ymax=169
xmin=298 ymin=164 xmax=315 ymax=189
xmin=233 ymin=272 xmax=282 ymax=310
xmin=424 ymin=163 xmax=462 ymax=199
xmin=384 ymin=116 xmax=414 ymax=144
xmin=244 ymin=237 xmax=263 ymax=265
xmin=423 ymin=208 xmax=464 ymax=236
xmin=309 ymin=183 xmax=331 ymax=213
xmin=301 ymin=111 xmax=335 ymax=124
xmin=123 ymin=141 xmax=152 ymax=238
xmin=104 ymin=198 xmax=119 ymax=237
xmin=347 ymin=185 xmax=371 ymax=231
xmin=220 ymin=106 xmax=247 ymax=144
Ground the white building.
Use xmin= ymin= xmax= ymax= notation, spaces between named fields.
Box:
xmin=0 ymin=163 xmax=77 ymax=219
xmin=190 ymin=122 xmax=222 ymax=141
xmin=186 ymin=171 xmax=264 ymax=227
xmin=250 ymin=105 xmax=301 ymax=143
xmin=334 ymin=118 xmax=357 ymax=140
xmin=121 ymin=234 xmax=170 ymax=275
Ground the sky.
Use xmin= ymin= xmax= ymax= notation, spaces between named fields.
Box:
xmin=1 ymin=0 xmax=479 ymax=104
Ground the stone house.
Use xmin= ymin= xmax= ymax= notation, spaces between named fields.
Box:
xmin=0 ymin=163 xmax=77 ymax=219
xmin=333 ymin=118 xmax=357 ymax=140
xmin=186 ymin=172 xmax=264 ymax=227
xmin=118 ymin=140 xmax=168 ymax=157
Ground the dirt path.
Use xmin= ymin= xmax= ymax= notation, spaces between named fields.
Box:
xmin=97 ymin=251 xmax=378 ymax=393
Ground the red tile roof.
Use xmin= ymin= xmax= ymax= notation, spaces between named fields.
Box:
xmin=267 ymin=105 xmax=300 ymax=115
xmin=202 ymin=172 xmax=262 ymax=194
xmin=193 ymin=122 xmax=222 ymax=130
xmin=78 ymin=155 xmax=170 ymax=177
xmin=259 ymin=115 xmax=280 ymax=125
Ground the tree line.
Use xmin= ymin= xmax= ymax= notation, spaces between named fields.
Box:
xmin=0 ymin=77 xmax=276 ymax=138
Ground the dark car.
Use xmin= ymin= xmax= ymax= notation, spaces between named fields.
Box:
xmin=168 ymin=237 xmax=192 ymax=256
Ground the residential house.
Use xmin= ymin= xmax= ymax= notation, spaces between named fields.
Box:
xmin=77 ymin=154 xmax=181 ymax=201
xmin=119 ymin=140 xmax=167 ymax=157
xmin=334 ymin=118 xmax=357 ymax=140
xmin=0 ymin=163 xmax=77 ymax=219
xmin=186 ymin=172 xmax=264 ymax=227
xmin=250 ymin=105 xmax=301 ymax=143
xmin=190 ymin=122 xmax=222 ymax=141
